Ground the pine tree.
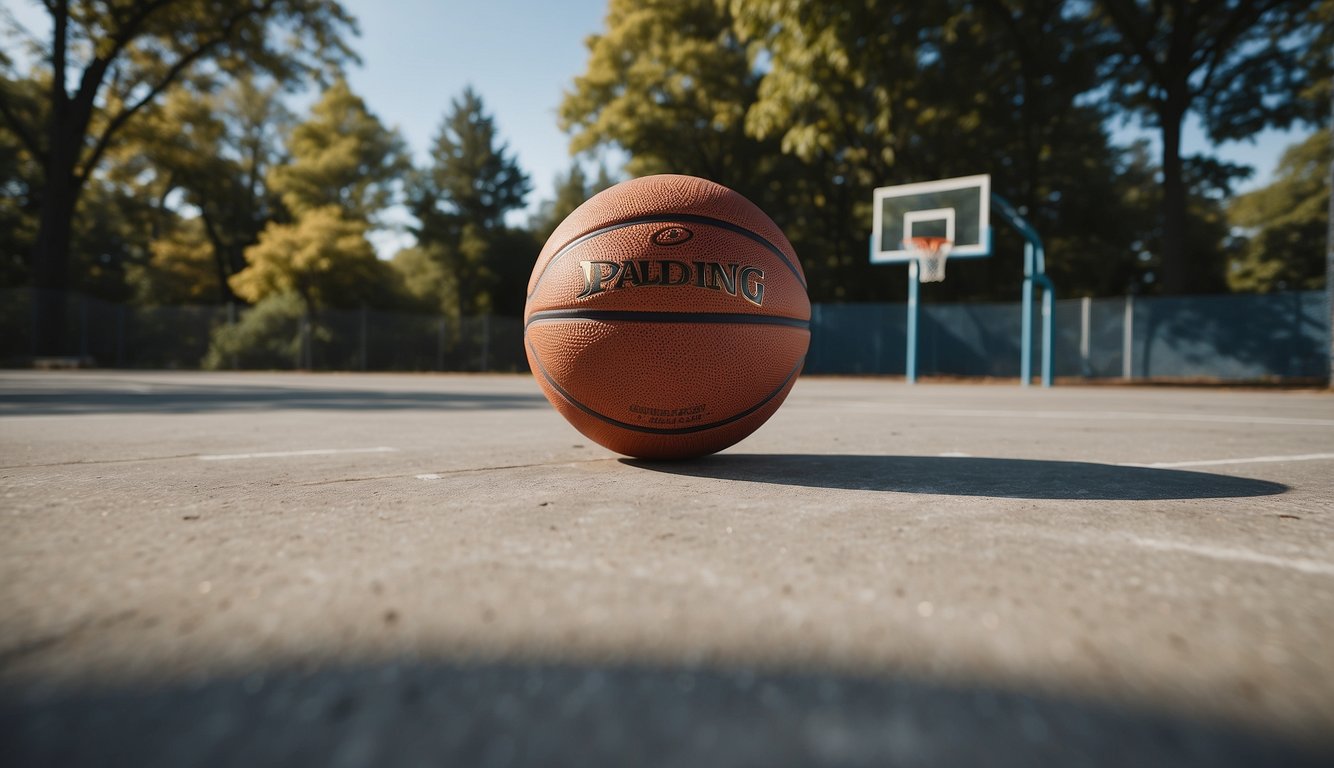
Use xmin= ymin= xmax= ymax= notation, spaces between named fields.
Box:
xmin=411 ymin=87 xmax=531 ymax=317
xmin=268 ymin=78 xmax=407 ymax=221
xmin=531 ymin=162 xmax=591 ymax=243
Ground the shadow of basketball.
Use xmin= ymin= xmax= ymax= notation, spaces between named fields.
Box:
xmin=622 ymin=454 xmax=1287 ymax=500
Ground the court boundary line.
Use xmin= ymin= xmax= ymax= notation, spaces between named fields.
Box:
xmin=848 ymin=405 xmax=1334 ymax=428
xmin=198 ymin=447 xmax=399 ymax=461
xmin=1122 ymin=453 xmax=1334 ymax=469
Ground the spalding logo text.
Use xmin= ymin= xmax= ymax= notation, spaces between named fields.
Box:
xmin=577 ymin=259 xmax=765 ymax=306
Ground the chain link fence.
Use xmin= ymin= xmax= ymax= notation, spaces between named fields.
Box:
xmin=3 ymin=289 xmax=1327 ymax=381
xmin=807 ymin=291 xmax=1328 ymax=381
xmin=1 ymin=290 xmax=525 ymax=372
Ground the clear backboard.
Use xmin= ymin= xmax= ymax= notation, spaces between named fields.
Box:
xmin=871 ymin=174 xmax=991 ymax=263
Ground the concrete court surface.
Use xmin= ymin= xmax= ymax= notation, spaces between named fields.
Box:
xmin=1 ymin=370 xmax=1332 ymax=766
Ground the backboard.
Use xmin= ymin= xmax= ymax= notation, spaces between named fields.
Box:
xmin=871 ymin=174 xmax=991 ymax=263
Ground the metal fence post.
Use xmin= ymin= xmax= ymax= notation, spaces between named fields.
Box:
xmin=116 ymin=304 xmax=125 ymax=367
xmin=1041 ymin=281 xmax=1053 ymax=388
xmin=1122 ymin=294 xmax=1134 ymax=381
xmin=436 ymin=317 xmax=446 ymax=371
xmin=298 ymin=315 xmax=311 ymax=370
xmin=906 ymin=261 xmax=919 ymax=384
xmin=360 ymin=304 xmax=368 ymax=371
xmin=1080 ymin=296 xmax=1091 ymax=377
xmin=79 ymin=294 xmax=89 ymax=359
xmin=228 ymin=303 xmax=238 ymax=370
xmin=481 ymin=313 xmax=491 ymax=372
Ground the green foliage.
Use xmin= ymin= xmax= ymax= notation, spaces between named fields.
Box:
xmin=2 ymin=0 xmax=360 ymax=353
xmin=223 ymin=79 xmax=407 ymax=316
xmin=529 ymin=161 xmax=617 ymax=242
xmin=203 ymin=292 xmax=309 ymax=370
xmin=268 ymin=78 xmax=407 ymax=220
xmin=560 ymin=0 xmax=1291 ymax=300
xmin=729 ymin=0 xmax=927 ymax=182
xmin=559 ymin=0 xmax=828 ymax=289
xmin=391 ymin=244 xmax=457 ymax=315
xmin=1228 ymin=132 xmax=1331 ymax=292
xmin=419 ymin=87 xmax=531 ymax=230
xmin=410 ymin=88 xmax=533 ymax=317
xmin=560 ymin=0 xmax=764 ymax=181
xmin=1094 ymin=0 xmax=1328 ymax=142
xmin=114 ymin=76 xmax=296 ymax=303
xmin=744 ymin=0 xmax=1154 ymax=300
xmin=0 ymin=72 xmax=42 ymax=286
xmin=486 ymin=226 xmax=543 ymax=317
xmin=1088 ymin=0 xmax=1328 ymax=293
xmin=0 ymin=0 xmax=357 ymax=189
xmin=231 ymin=205 xmax=387 ymax=311
xmin=127 ymin=217 xmax=222 ymax=305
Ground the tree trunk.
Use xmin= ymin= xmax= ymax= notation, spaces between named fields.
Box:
xmin=1158 ymin=107 xmax=1189 ymax=295
xmin=199 ymin=211 xmax=242 ymax=305
xmin=30 ymin=0 xmax=75 ymax=356
xmin=30 ymin=172 xmax=77 ymax=355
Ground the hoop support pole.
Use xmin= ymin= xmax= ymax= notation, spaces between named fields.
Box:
xmin=907 ymin=259 xmax=919 ymax=384
xmin=1022 ymin=243 xmax=1034 ymax=385
xmin=996 ymin=193 xmax=1054 ymax=388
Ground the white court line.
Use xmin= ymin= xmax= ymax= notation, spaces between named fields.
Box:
xmin=858 ymin=406 xmax=1334 ymax=428
xmin=1128 ymin=537 xmax=1334 ymax=577
xmin=1123 ymin=452 xmax=1334 ymax=469
xmin=198 ymin=447 xmax=398 ymax=461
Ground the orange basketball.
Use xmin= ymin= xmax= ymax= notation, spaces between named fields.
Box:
xmin=524 ymin=174 xmax=810 ymax=460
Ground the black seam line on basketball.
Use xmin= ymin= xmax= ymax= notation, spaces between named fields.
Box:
xmin=527 ymin=213 xmax=807 ymax=299
xmin=526 ymin=337 xmax=806 ymax=436
xmin=525 ymin=310 xmax=811 ymax=331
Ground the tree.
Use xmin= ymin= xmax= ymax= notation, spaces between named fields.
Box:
xmin=560 ymin=0 xmax=773 ymax=195
xmin=529 ymin=161 xmax=616 ymax=242
xmin=229 ymin=78 xmax=404 ymax=315
xmin=730 ymin=0 xmax=1130 ymax=300
xmin=116 ymin=76 xmax=295 ymax=304
xmin=126 ymin=216 xmax=218 ymax=304
xmin=411 ymin=87 xmax=531 ymax=317
xmin=203 ymin=291 xmax=307 ymax=369
xmin=418 ymin=87 xmax=531 ymax=231
xmin=530 ymin=162 xmax=588 ymax=243
xmin=0 ymin=0 xmax=357 ymax=354
xmin=390 ymin=244 xmax=455 ymax=314
xmin=1091 ymin=0 xmax=1328 ymax=294
xmin=268 ymin=77 xmax=405 ymax=220
xmin=559 ymin=0 xmax=825 ymax=289
xmin=1227 ymin=131 xmax=1331 ymax=292
xmin=230 ymin=204 xmax=382 ymax=311
xmin=0 ymin=68 xmax=43 ymax=289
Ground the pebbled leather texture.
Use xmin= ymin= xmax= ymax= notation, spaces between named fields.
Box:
xmin=524 ymin=175 xmax=810 ymax=460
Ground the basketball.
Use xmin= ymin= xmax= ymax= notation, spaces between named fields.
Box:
xmin=524 ymin=174 xmax=811 ymax=460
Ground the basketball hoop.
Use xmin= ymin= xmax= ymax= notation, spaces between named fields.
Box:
xmin=905 ymin=236 xmax=952 ymax=283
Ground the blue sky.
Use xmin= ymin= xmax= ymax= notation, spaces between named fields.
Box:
xmin=339 ymin=0 xmax=610 ymax=215
xmin=4 ymin=0 xmax=1311 ymax=251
